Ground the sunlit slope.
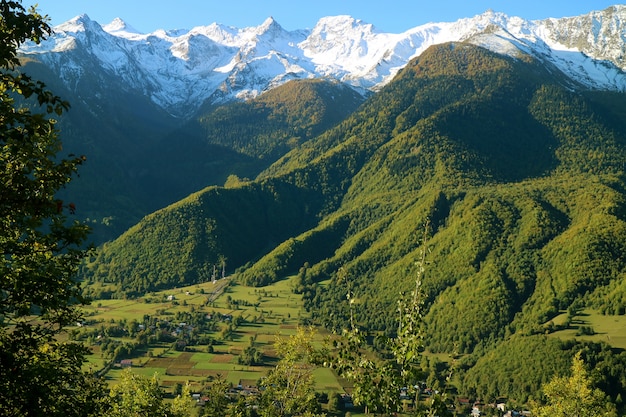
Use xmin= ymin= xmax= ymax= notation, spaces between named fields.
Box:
xmin=83 ymin=43 xmax=626 ymax=362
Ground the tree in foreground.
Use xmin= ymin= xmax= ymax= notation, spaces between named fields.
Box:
xmin=326 ymin=225 xmax=452 ymax=416
xmin=0 ymin=1 xmax=104 ymax=415
xmin=531 ymin=352 xmax=617 ymax=417
xmin=200 ymin=374 xmax=230 ymax=417
xmin=105 ymin=368 xmax=194 ymax=417
xmin=259 ymin=327 xmax=323 ymax=417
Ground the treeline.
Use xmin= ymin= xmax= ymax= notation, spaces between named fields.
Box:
xmin=460 ymin=336 xmax=626 ymax=406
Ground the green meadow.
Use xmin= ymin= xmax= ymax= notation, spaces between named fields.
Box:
xmin=79 ymin=276 xmax=345 ymax=396
xmin=548 ymin=309 xmax=626 ymax=349
xmin=79 ymin=275 xmax=626 ymax=416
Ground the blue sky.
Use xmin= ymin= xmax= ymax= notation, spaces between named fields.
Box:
xmin=29 ymin=1 xmax=620 ymax=33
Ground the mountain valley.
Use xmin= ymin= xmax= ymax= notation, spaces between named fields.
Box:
xmin=18 ymin=4 xmax=626 ymax=410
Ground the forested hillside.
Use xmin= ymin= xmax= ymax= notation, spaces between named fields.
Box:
xmin=197 ymin=79 xmax=366 ymax=161
xmin=82 ymin=179 xmax=326 ymax=297
xmin=80 ymin=42 xmax=626 ymax=404
xmin=20 ymin=58 xmax=365 ymax=243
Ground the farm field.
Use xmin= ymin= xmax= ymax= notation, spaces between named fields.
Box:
xmin=78 ymin=276 xmax=346 ymax=396
xmin=77 ymin=277 xmax=626 ymax=415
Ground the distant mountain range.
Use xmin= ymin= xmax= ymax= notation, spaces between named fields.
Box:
xmin=16 ymin=5 xmax=626 ymax=244
xmin=20 ymin=6 xmax=626 ymax=118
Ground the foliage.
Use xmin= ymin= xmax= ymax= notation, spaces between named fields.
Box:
xmin=458 ymin=336 xmax=626 ymax=410
xmin=104 ymin=368 xmax=194 ymax=417
xmin=326 ymin=234 xmax=452 ymax=416
xmin=531 ymin=352 xmax=617 ymax=417
xmin=200 ymin=374 xmax=231 ymax=417
xmin=80 ymin=179 xmax=325 ymax=296
xmin=460 ymin=336 xmax=576 ymax=403
xmin=238 ymin=217 xmax=350 ymax=286
xmin=0 ymin=2 xmax=103 ymax=416
xmin=238 ymin=344 xmax=263 ymax=366
xmin=329 ymin=326 xmax=404 ymax=414
xmin=259 ymin=327 xmax=323 ymax=417
xmin=199 ymin=79 xmax=364 ymax=161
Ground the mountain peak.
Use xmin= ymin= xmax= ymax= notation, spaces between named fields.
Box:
xmin=102 ymin=17 xmax=141 ymax=35
xmin=312 ymin=15 xmax=374 ymax=33
xmin=55 ymin=14 xmax=99 ymax=33
xmin=254 ymin=16 xmax=284 ymax=35
xmin=467 ymin=9 xmax=512 ymax=27
xmin=22 ymin=6 xmax=626 ymax=117
xmin=261 ymin=16 xmax=277 ymax=28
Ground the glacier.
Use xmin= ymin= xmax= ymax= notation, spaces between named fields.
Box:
xmin=19 ymin=5 xmax=626 ymax=118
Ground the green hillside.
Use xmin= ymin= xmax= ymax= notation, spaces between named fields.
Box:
xmin=145 ymin=78 xmax=366 ymax=209
xmin=197 ymin=78 xmax=366 ymax=161
xmin=81 ymin=179 xmax=326 ymax=298
xmin=21 ymin=58 xmax=365 ymax=244
xmin=80 ymin=42 xmax=626 ymax=404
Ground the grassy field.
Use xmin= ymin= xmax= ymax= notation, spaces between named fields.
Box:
xmin=79 ymin=276 xmax=344 ymax=396
xmin=548 ymin=309 xmax=626 ymax=349
xmin=80 ymin=278 xmax=626 ymax=416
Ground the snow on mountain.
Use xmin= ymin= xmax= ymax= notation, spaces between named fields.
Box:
xmin=102 ymin=17 xmax=141 ymax=36
xmin=19 ymin=5 xmax=626 ymax=117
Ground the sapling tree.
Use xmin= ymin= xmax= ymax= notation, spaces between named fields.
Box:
xmin=259 ymin=327 xmax=323 ymax=417
xmin=326 ymin=222 xmax=452 ymax=416
xmin=201 ymin=374 xmax=231 ymax=417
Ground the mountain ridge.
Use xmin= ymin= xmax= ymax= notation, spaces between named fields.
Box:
xmin=19 ymin=5 xmax=626 ymax=117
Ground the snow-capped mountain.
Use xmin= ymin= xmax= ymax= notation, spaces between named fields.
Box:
xmin=19 ymin=5 xmax=626 ymax=118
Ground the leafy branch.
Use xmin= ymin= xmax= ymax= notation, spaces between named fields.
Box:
xmin=325 ymin=220 xmax=452 ymax=415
